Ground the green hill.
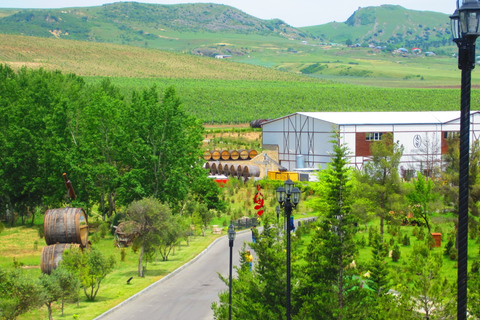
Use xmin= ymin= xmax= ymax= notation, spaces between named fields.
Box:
xmin=301 ymin=5 xmax=451 ymax=49
xmin=0 ymin=2 xmax=308 ymax=57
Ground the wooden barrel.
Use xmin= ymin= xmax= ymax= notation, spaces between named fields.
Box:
xmin=44 ymin=207 xmax=88 ymax=247
xmin=239 ymin=149 xmax=249 ymax=160
xmin=204 ymin=162 xmax=211 ymax=170
xmin=217 ymin=163 xmax=224 ymax=174
xmin=236 ymin=165 xmax=243 ymax=177
xmin=230 ymin=150 xmax=240 ymax=161
xmin=210 ymin=162 xmax=218 ymax=175
xmin=211 ymin=150 xmax=221 ymax=161
xmin=221 ymin=150 xmax=230 ymax=161
xmin=248 ymin=149 xmax=258 ymax=159
xmin=229 ymin=164 xmax=238 ymax=176
xmin=223 ymin=163 xmax=230 ymax=175
xmin=203 ymin=151 xmax=212 ymax=161
xmin=41 ymin=243 xmax=80 ymax=274
xmin=243 ymin=165 xmax=261 ymax=177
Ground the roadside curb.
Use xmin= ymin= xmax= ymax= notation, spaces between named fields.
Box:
xmin=93 ymin=229 xmax=250 ymax=320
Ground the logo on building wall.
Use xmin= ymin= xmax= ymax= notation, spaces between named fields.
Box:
xmin=413 ymin=134 xmax=422 ymax=148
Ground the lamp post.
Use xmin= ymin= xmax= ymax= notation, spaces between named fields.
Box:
xmin=450 ymin=1 xmax=480 ymax=319
xmin=227 ymin=223 xmax=236 ymax=320
xmin=276 ymin=179 xmax=301 ymax=320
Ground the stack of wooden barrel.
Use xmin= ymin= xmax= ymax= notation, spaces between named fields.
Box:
xmin=203 ymin=149 xmax=258 ymax=161
xmin=40 ymin=207 xmax=89 ymax=274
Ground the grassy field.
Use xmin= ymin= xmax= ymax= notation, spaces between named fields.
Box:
xmin=1 ymin=214 xmax=222 ymax=320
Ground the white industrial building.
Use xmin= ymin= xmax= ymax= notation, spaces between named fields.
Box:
xmin=261 ymin=111 xmax=480 ymax=177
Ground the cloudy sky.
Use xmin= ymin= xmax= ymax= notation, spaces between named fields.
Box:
xmin=0 ymin=0 xmax=457 ymax=27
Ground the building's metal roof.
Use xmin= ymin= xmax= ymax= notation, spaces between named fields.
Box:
xmin=294 ymin=111 xmax=477 ymax=126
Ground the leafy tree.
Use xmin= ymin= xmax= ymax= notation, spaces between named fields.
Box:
xmin=61 ymin=246 xmax=115 ymax=301
xmin=406 ymin=172 xmax=438 ymax=233
xmin=0 ymin=267 xmax=43 ymax=320
xmin=123 ymin=197 xmax=170 ymax=276
xmin=121 ymin=86 xmax=204 ymax=206
xmin=468 ymin=259 xmax=480 ymax=317
xmin=158 ymin=214 xmax=183 ymax=261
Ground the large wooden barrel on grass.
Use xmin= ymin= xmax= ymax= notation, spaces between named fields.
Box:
xmin=248 ymin=149 xmax=258 ymax=159
xmin=41 ymin=243 xmax=80 ymax=274
xmin=44 ymin=207 xmax=88 ymax=247
xmin=211 ymin=150 xmax=221 ymax=161
xmin=243 ymin=165 xmax=260 ymax=177
xmin=230 ymin=150 xmax=239 ymax=161
xmin=221 ymin=150 xmax=230 ymax=161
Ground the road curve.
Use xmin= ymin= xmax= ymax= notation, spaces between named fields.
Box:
xmin=95 ymin=230 xmax=252 ymax=320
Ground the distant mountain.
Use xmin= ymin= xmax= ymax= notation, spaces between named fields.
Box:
xmin=0 ymin=2 xmax=307 ymax=41
xmin=0 ymin=3 xmax=453 ymax=55
xmin=301 ymin=5 xmax=451 ymax=50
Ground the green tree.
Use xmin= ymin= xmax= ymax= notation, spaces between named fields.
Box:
xmin=0 ymin=267 xmax=43 ymax=320
xmin=121 ymin=86 xmax=204 ymax=206
xmin=406 ymin=172 xmax=438 ymax=233
xmin=300 ymin=133 xmax=363 ymax=319
xmin=212 ymin=216 xmax=292 ymax=319
xmin=123 ymin=197 xmax=170 ymax=276
xmin=361 ymin=133 xmax=404 ymax=239
xmin=61 ymin=246 xmax=115 ymax=301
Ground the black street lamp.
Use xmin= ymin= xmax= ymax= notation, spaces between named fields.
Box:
xmin=227 ymin=223 xmax=236 ymax=320
xmin=276 ymin=179 xmax=301 ymax=320
xmin=450 ymin=1 xmax=480 ymax=319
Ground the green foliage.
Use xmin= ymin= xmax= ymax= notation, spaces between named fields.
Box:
xmin=39 ymin=267 xmax=79 ymax=320
xmin=417 ymin=227 xmax=425 ymax=241
xmin=406 ymin=172 xmax=438 ymax=233
xmin=0 ymin=267 xmax=43 ymax=320
xmin=122 ymin=197 xmax=171 ymax=277
xmin=402 ymin=234 xmax=411 ymax=246
xmin=61 ymin=246 xmax=116 ymax=301
xmin=300 ymin=62 xmax=328 ymax=74
xmin=391 ymin=244 xmax=401 ymax=262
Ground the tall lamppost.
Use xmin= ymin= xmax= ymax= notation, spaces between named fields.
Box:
xmin=450 ymin=1 xmax=480 ymax=319
xmin=227 ymin=223 xmax=236 ymax=320
xmin=276 ymin=179 xmax=301 ymax=320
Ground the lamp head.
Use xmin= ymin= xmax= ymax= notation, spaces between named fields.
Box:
xmin=276 ymin=186 xmax=286 ymax=204
xmin=284 ymin=179 xmax=294 ymax=194
xmin=451 ymin=0 xmax=480 ymax=40
xmin=291 ymin=187 xmax=301 ymax=205
xmin=228 ymin=223 xmax=236 ymax=241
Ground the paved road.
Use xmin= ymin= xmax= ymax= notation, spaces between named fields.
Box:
xmin=96 ymin=230 xmax=252 ymax=320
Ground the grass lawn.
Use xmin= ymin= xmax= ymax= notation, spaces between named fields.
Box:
xmin=0 ymin=222 xmax=222 ymax=320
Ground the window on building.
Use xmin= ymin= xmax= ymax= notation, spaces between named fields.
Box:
xmin=443 ymin=131 xmax=459 ymax=139
xmin=366 ymin=132 xmax=383 ymax=141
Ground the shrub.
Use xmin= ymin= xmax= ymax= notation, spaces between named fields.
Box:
xmin=0 ymin=221 xmax=4 ymax=234
xmin=449 ymin=247 xmax=458 ymax=261
xmin=444 ymin=240 xmax=454 ymax=256
xmin=120 ymin=248 xmax=127 ymax=262
xmin=417 ymin=227 xmax=425 ymax=241
xmin=90 ymin=232 xmax=100 ymax=244
xmin=100 ymin=223 xmax=109 ymax=239
xmin=426 ymin=234 xmax=436 ymax=250
xmin=392 ymin=244 xmax=401 ymax=262
xmin=37 ymin=225 xmax=44 ymax=239
xmin=402 ymin=234 xmax=411 ymax=246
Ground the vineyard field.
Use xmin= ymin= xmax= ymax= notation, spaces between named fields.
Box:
xmin=86 ymin=76 xmax=477 ymax=123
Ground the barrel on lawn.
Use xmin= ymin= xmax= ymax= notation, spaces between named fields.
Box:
xmin=44 ymin=207 xmax=89 ymax=247
xmin=230 ymin=150 xmax=240 ymax=161
xmin=41 ymin=243 xmax=80 ymax=274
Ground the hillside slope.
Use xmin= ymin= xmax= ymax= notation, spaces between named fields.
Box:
xmin=302 ymin=5 xmax=451 ymax=49
xmin=0 ymin=33 xmax=313 ymax=81
xmin=0 ymin=2 xmax=308 ymax=55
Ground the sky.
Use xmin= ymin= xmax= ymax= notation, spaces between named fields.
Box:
xmin=0 ymin=0 xmax=457 ymax=27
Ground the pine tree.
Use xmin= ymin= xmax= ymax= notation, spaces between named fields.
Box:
xmin=299 ymin=133 xmax=364 ymax=319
